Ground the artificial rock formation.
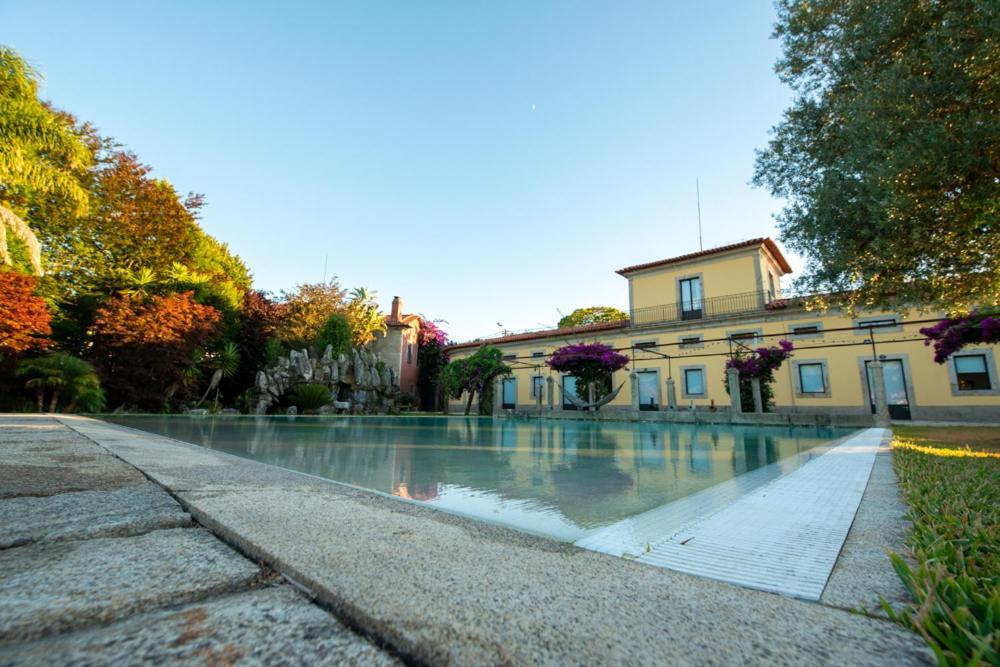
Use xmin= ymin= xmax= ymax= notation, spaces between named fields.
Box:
xmin=254 ymin=345 xmax=400 ymax=415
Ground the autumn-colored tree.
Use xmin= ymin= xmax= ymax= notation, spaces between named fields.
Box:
xmin=0 ymin=270 xmax=51 ymax=358
xmin=345 ymin=287 xmax=387 ymax=346
xmin=275 ymin=280 xmax=347 ymax=348
xmin=90 ymin=291 xmax=221 ymax=410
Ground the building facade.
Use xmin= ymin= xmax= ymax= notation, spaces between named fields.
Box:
xmin=371 ymin=296 xmax=422 ymax=399
xmin=444 ymin=238 xmax=1000 ymax=422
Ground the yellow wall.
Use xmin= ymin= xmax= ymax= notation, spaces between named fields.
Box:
xmin=447 ymin=307 xmax=1000 ymax=416
xmin=628 ymin=249 xmax=761 ymax=312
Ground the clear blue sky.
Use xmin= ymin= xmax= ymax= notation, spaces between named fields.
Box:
xmin=3 ymin=1 xmax=797 ymax=342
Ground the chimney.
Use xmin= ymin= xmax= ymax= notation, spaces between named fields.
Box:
xmin=390 ymin=296 xmax=403 ymax=322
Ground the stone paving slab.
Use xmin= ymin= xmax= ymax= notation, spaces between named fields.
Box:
xmin=0 ymin=528 xmax=260 ymax=643
xmin=60 ymin=417 xmax=933 ymax=666
xmin=0 ymin=419 xmax=144 ymax=498
xmin=0 ymin=585 xmax=399 ymax=666
xmin=0 ymin=482 xmax=191 ymax=549
xmin=821 ymin=443 xmax=913 ymax=613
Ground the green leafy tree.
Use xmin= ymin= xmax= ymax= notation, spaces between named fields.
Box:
xmin=558 ymin=306 xmax=627 ymax=329
xmin=17 ymin=352 xmax=105 ymax=413
xmin=345 ymin=287 xmax=387 ymax=346
xmin=316 ymin=313 xmax=354 ymax=357
xmin=754 ymin=0 xmax=1000 ymax=313
xmin=0 ymin=46 xmax=91 ymax=275
xmin=440 ymin=345 xmax=511 ymax=415
xmin=276 ymin=280 xmax=347 ymax=348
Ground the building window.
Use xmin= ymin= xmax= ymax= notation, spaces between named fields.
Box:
xmin=502 ymin=354 xmax=517 ymax=361
xmin=791 ymin=324 xmax=821 ymax=338
xmin=634 ymin=340 xmax=656 ymax=350
xmin=637 ymin=370 xmax=659 ymax=410
xmin=679 ymin=277 xmax=703 ymax=320
xmin=407 ymin=343 xmax=413 ymax=364
xmin=854 ymin=316 xmax=902 ymax=334
xmin=767 ymin=273 xmax=776 ymax=301
xmin=683 ymin=368 xmax=705 ymax=397
xmin=679 ymin=335 xmax=703 ymax=349
xmin=798 ymin=363 xmax=826 ymax=394
xmin=501 ymin=377 xmax=517 ymax=409
xmin=562 ymin=375 xmax=578 ymax=410
xmin=531 ymin=351 xmax=545 ymax=358
xmin=728 ymin=331 xmax=761 ymax=349
xmin=531 ymin=375 xmax=545 ymax=399
xmin=955 ymin=355 xmax=991 ymax=391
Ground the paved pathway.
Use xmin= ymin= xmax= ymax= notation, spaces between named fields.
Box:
xmin=0 ymin=416 xmax=397 ymax=665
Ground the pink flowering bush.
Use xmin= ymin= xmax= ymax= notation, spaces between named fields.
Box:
xmin=725 ymin=339 xmax=794 ymax=379
xmin=920 ymin=312 xmax=1000 ymax=364
xmin=547 ymin=343 xmax=629 ymax=401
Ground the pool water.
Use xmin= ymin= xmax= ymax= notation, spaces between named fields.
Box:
xmin=105 ymin=415 xmax=855 ymax=542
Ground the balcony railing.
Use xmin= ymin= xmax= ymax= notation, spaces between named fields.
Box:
xmin=630 ymin=290 xmax=793 ymax=327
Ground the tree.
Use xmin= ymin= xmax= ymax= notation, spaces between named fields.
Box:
xmin=219 ymin=289 xmax=285 ymax=402
xmin=557 ymin=307 xmax=627 ymax=329
xmin=724 ymin=340 xmax=794 ymax=412
xmin=345 ymin=287 xmax=387 ymax=346
xmin=920 ymin=312 xmax=1000 ymax=363
xmin=90 ymin=291 xmax=222 ymax=410
xmin=17 ymin=352 xmax=104 ymax=413
xmin=440 ymin=345 xmax=511 ymax=415
xmin=0 ymin=270 xmax=51 ymax=358
xmin=546 ymin=343 xmax=629 ymax=407
xmin=417 ymin=320 xmax=450 ymax=411
xmin=0 ymin=45 xmax=91 ymax=275
xmin=317 ymin=313 xmax=354 ymax=358
xmin=754 ymin=0 xmax=1000 ymax=314
xmin=276 ymin=280 xmax=347 ymax=348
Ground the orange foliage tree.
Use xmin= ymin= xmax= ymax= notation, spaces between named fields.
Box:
xmin=90 ymin=291 xmax=221 ymax=409
xmin=0 ymin=270 xmax=51 ymax=357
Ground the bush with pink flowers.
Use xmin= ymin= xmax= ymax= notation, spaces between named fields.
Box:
xmin=919 ymin=312 xmax=1000 ymax=364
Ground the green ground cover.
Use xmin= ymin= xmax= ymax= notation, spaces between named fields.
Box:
xmin=888 ymin=426 xmax=1000 ymax=666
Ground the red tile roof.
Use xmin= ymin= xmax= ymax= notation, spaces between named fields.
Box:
xmin=444 ymin=320 xmax=629 ymax=352
xmin=616 ymin=237 xmax=792 ymax=276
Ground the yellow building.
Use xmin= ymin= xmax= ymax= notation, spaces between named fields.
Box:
xmin=444 ymin=238 xmax=1000 ymax=423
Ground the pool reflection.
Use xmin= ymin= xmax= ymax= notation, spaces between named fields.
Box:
xmin=105 ymin=415 xmax=852 ymax=542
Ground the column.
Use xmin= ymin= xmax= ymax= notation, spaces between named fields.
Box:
xmin=751 ymin=377 xmax=764 ymax=413
xmin=868 ymin=361 xmax=890 ymax=426
xmin=629 ymin=372 xmax=640 ymax=415
xmin=492 ymin=377 xmax=502 ymax=417
xmin=546 ymin=376 xmax=555 ymax=412
xmin=665 ymin=377 xmax=677 ymax=410
xmin=727 ymin=368 xmax=742 ymax=414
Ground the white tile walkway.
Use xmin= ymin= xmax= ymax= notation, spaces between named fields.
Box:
xmin=576 ymin=428 xmax=887 ymax=600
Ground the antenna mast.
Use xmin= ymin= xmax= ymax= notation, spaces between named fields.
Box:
xmin=696 ymin=178 xmax=703 ymax=251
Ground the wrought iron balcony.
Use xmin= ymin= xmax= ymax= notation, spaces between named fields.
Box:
xmin=630 ymin=290 xmax=793 ymax=328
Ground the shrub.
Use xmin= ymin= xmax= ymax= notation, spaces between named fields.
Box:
xmin=0 ymin=270 xmax=51 ymax=358
xmin=316 ymin=313 xmax=353 ymax=357
xmin=291 ymin=383 xmax=331 ymax=413
xmin=17 ymin=352 xmax=105 ymax=413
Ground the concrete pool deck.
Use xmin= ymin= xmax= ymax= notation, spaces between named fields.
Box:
xmin=2 ymin=415 xmax=930 ymax=665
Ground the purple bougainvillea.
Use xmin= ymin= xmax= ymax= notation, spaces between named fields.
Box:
xmin=725 ymin=339 xmax=794 ymax=379
xmin=920 ymin=312 xmax=1000 ymax=364
xmin=547 ymin=343 xmax=629 ymax=392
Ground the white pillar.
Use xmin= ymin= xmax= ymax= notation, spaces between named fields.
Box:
xmin=492 ymin=377 xmax=502 ymax=417
xmin=869 ymin=361 xmax=891 ymax=426
xmin=666 ymin=377 xmax=677 ymax=410
xmin=751 ymin=377 xmax=764 ymax=413
xmin=629 ymin=372 xmax=640 ymax=415
xmin=727 ymin=368 xmax=742 ymax=414
xmin=546 ymin=376 xmax=554 ymax=412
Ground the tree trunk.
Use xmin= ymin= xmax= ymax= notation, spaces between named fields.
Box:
xmin=35 ymin=389 xmax=44 ymax=413
xmin=48 ymin=389 xmax=60 ymax=413
xmin=464 ymin=390 xmax=475 ymax=416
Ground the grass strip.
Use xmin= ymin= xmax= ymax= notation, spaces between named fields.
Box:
xmin=885 ymin=427 xmax=999 ymax=666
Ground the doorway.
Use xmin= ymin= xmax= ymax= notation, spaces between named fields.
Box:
xmin=865 ymin=359 xmax=911 ymax=420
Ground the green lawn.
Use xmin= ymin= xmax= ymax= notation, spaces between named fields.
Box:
xmin=888 ymin=425 xmax=1000 ymax=666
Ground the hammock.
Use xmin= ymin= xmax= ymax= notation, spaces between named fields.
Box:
xmin=556 ymin=381 xmax=626 ymax=410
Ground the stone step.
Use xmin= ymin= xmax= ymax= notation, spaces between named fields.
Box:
xmin=0 ymin=483 xmax=192 ymax=549
xmin=0 ymin=585 xmax=399 ymax=666
xmin=0 ymin=528 xmax=260 ymax=643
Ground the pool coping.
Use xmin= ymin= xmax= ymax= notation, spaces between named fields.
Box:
xmin=53 ymin=415 xmax=931 ymax=665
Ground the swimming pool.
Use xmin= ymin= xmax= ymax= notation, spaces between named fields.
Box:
xmin=105 ymin=415 xmax=855 ymax=542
